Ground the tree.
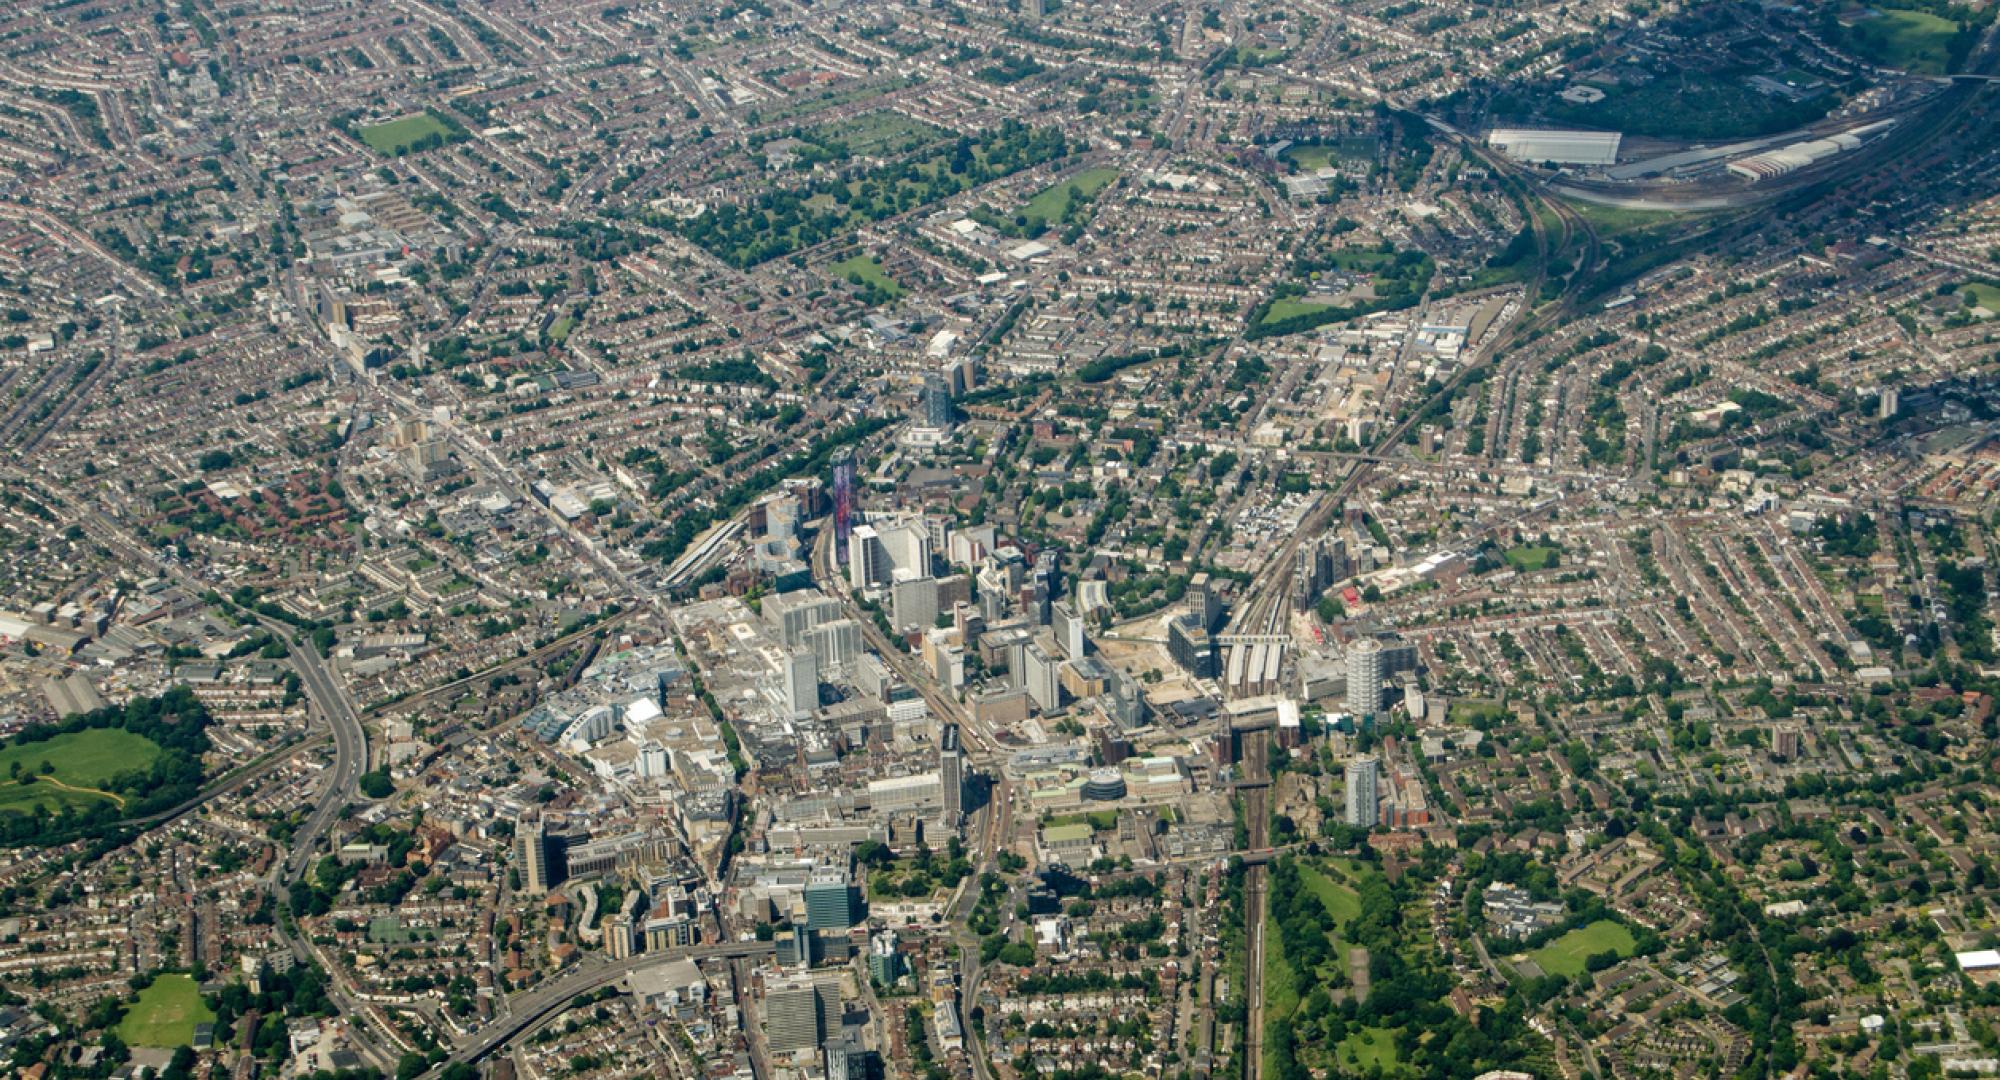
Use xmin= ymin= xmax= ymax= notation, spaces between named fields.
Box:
xmin=358 ymin=769 xmax=394 ymax=799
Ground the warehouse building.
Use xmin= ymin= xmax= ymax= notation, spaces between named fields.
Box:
xmin=1486 ymin=128 xmax=1622 ymax=166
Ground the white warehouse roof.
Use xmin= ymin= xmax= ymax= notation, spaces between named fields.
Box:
xmin=1487 ymin=128 xmax=1622 ymax=166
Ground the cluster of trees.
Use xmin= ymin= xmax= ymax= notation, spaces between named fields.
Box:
xmin=671 ymin=121 xmax=1069 ymax=267
xmin=1074 ymin=338 xmax=1217 ymax=383
xmin=673 ymin=355 xmax=777 ymax=390
xmin=1264 ymin=855 xmax=1545 ymax=1080
xmin=1011 ymin=968 xmax=1158 ymax=996
xmin=862 ymin=836 xmax=973 ymax=897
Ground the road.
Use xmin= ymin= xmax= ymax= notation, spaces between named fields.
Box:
xmin=430 ymin=940 xmax=776 ymax=1073
xmin=59 ymin=502 xmax=396 ymax=1062
xmin=275 ymin=626 xmax=371 ymax=880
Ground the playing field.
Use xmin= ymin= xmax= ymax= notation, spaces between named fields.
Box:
xmin=1961 ymin=282 xmax=2000 ymax=312
xmin=0 ymin=729 xmax=161 ymax=815
xmin=359 ymin=112 xmax=455 ymax=155
xmin=831 ymin=254 xmax=905 ymax=298
xmin=1529 ymin=919 xmax=1636 ymax=977
xmin=1844 ymin=8 xmax=1961 ymax=75
xmin=1449 ymin=699 xmax=1509 ymax=726
xmin=1259 ymin=297 xmax=1335 ymax=325
xmin=1504 ymin=544 xmax=1560 ymax=571
xmin=118 ymin=974 xmax=215 ymax=1048
xmin=1021 ymin=167 xmax=1118 ymax=226
xmin=1284 ymin=137 xmax=1377 ymax=171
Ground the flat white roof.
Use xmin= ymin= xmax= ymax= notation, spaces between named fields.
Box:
xmin=1957 ymin=950 xmax=2000 ymax=969
xmin=1486 ymin=128 xmax=1622 ymax=166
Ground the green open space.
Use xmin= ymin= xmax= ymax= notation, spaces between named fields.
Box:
xmin=807 ymin=111 xmax=950 ymax=157
xmin=369 ymin=916 xmax=416 ymax=944
xmin=830 ymin=254 xmax=906 ymax=298
xmin=1284 ymin=137 xmax=1378 ymax=171
xmin=672 ymin=121 xmax=1069 ymax=267
xmin=1258 ymin=297 xmax=1336 ymax=326
xmin=357 ymin=111 xmax=458 ymax=155
xmin=1020 ymin=166 xmax=1119 ymax=226
xmin=1044 ymin=809 xmax=1120 ymax=831
xmin=1528 ymin=919 xmax=1636 ymax=977
xmin=1503 ymin=544 xmax=1560 ymax=571
xmin=1338 ymin=1026 xmax=1402 ymax=1072
xmin=1566 ymin=200 xmax=1690 ymax=240
xmin=1517 ymin=69 xmax=1834 ymax=141
xmin=0 ymin=729 xmax=162 ymax=815
xmin=1843 ymin=8 xmax=1962 ymax=74
xmin=1263 ymin=861 xmax=1364 ymax=1057
xmin=118 ymin=974 xmax=215 ymax=1048
xmin=1959 ymin=281 xmax=2000 ymax=312
xmin=1448 ymin=699 xmax=1509 ymax=726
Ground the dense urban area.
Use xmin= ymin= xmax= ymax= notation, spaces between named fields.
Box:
xmin=1 ymin=0 xmax=1999 ymax=1079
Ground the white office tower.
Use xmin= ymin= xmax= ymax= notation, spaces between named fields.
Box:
xmin=638 ymin=743 xmax=671 ymax=780
xmin=1347 ymin=637 xmax=1384 ymax=717
xmin=518 ymin=814 xmax=550 ymax=895
xmin=765 ymin=493 xmax=800 ymax=542
xmin=763 ymin=590 xmax=844 ymax=647
xmin=880 ymin=518 xmax=933 ymax=576
xmin=806 ymin=617 xmax=863 ymax=675
xmin=764 ymin=973 xmax=826 ymax=1055
xmin=1052 ymin=600 xmax=1086 ymax=659
xmin=939 ymin=723 xmax=965 ymax=825
xmin=848 ymin=517 xmax=932 ymax=592
xmin=849 ymin=525 xmax=891 ymax=591
xmin=1025 ymin=641 xmax=1062 ymax=714
xmin=783 ymin=647 xmax=818 ymax=721
xmin=1345 ymin=756 xmax=1379 ymax=828
xmin=891 ymin=570 xmax=940 ymax=631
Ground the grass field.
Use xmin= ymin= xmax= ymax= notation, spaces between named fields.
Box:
xmin=118 ymin=974 xmax=215 ymax=1048
xmin=1263 ymin=861 xmax=1368 ymax=1076
xmin=1021 ymin=167 xmax=1119 ymax=227
xmin=1567 ymin=200 xmax=1688 ymax=240
xmin=0 ymin=729 xmax=161 ymax=815
xmin=1844 ymin=8 xmax=1961 ymax=74
xmin=1529 ymin=919 xmax=1636 ymax=977
xmin=1448 ymin=700 xmax=1509 ymax=726
xmin=1045 ymin=809 xmax=1120 ymax=831
xmin=358 ymin=112 xmax=454 ymax=155
xmin=1338 ymin=1026 xmax=1402 ymax=1072
xmin=830 ymin=254 xmax=905 ymax=298
xmin=369 ymin=916 xmax=416 ymax=944
xmin=1283 ymin=137 xmax=1378 ymax=171
xmin=1503 ymin=544 xmax=1560 ymax=571
xmin=1259 ymin=297 xmax=1335 ymax=325
xmin=1960 ymin=282 xmax=2000 ymax=312
xmin=1264 ymin=909 xmax=1301 ymax=1061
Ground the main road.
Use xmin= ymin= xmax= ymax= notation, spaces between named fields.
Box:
xmin=428 ymin=940 xmax=776 ymax=1074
